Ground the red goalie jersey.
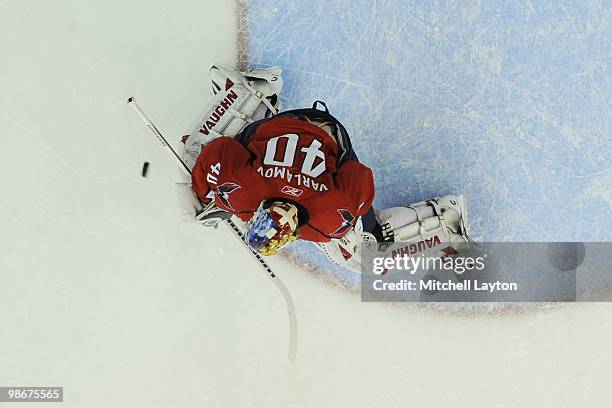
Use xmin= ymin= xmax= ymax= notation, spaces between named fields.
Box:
xmin=191 ymin=116 xmax=375 ymax=242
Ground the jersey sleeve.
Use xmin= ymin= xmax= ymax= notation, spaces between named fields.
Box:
xmin=191 ymin=137 xmax=242 ymax=201
xmin=191 ymin=137 xmax=265 ymax=218
xmin=334 ymin=160 xmax=375 ymax=217
xmin=297 ymin=160 xmax=375 ymax=243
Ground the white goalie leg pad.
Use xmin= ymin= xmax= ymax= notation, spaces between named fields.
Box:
xmin=376 ymin=194 xmax=471 ymax=253
xmin=181 ymin=64 xmax=283 ymax=170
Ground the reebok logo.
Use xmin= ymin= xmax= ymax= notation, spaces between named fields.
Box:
xmin=281 ymin=185 xmax=304 ymax=198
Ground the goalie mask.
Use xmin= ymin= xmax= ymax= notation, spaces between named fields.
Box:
xmin=245 ymin=201 xmax=299 ymax=256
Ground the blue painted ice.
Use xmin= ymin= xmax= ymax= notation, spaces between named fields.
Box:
xmin=246 ymin=1 xmax=611 ymax=278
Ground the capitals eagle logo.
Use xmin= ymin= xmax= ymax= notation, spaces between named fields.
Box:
xmin=214 ymin=182 xmax=241 ymax=210
xmin=332 ymin=209 xmax=356 ymax=236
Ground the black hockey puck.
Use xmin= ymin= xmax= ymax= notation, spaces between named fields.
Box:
xmin=141 ymin=161 xmax=150 ymax=177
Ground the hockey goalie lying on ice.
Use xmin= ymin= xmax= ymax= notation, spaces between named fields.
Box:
xmin=177 ymin=65 xmax=472 ymax=273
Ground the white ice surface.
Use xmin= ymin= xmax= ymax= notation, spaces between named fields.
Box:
xmin=0 ymin=1 xmax=611 ymax=407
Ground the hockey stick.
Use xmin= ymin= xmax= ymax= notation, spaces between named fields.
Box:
xmin=127 ymin=97 xmax=298 ymax=362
